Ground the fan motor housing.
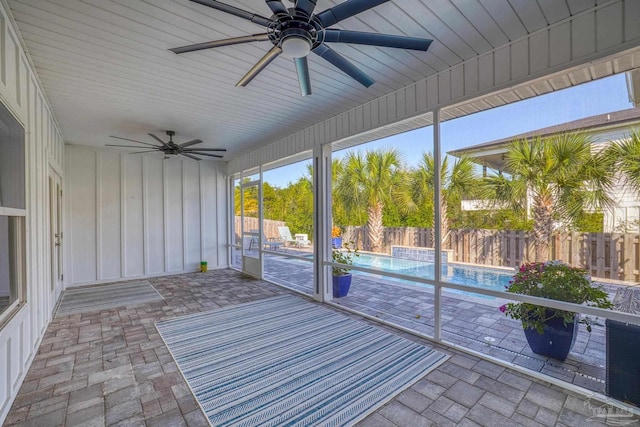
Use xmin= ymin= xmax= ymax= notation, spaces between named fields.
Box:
xmin=269 ymin=16 xmax=320 ymax=50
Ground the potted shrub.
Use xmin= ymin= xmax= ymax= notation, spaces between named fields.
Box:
xmin=331 ymin=226 xmax=343 ymax=249
xmin=332 ymin=242 xmax=359 ymax=298
xmin=500 ymin=261 xmax=611 ymax=361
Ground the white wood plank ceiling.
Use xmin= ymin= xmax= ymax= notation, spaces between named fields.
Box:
xmin=6 ymin=0 xmax=613 ymax=160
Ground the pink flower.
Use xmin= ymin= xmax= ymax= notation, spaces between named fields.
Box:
xmin=499 ymin=304 xmax=507 ymax=313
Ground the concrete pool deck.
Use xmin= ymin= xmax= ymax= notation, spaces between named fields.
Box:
xmin=261 ymin=251 xmax=629 ymax=396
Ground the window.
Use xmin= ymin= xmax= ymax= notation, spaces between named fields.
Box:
xmin=0 ymin=100 xmax=26 ymax=325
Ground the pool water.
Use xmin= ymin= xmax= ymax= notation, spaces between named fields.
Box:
xmin=353 ymin=253 xmax=513 ymax=293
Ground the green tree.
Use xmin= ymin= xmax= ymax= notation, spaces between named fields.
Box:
xmin=334 ymin=148 xmax=406 ymax=252
xmin=482 ymin=132 xmax=614 ymax=261
xmin=234 ymin=178 xmax=258 ymax=217
xmin=407 ymin=153 xmax=480 ymax=246
xmin=281 ymin=177 xmax=314 ymax=236
xmin=605 ymin=129 xmax=640 ymax=194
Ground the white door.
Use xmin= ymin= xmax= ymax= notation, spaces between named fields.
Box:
xmin=241 ymin=180 xmax=262 ymax=278
xmin=49 ymin=170 xmax=63 ymax=306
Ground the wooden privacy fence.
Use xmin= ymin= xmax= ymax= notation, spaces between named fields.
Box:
xmin=233 ymin=217 xmax=286 ymax=243
xmin=344 ymin=226 xmax=640 ymax=282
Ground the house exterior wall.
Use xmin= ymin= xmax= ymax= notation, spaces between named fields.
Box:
xmin=0 ymin=1 xmax=65 ymax=422
xmin=64 ymin=146 xmax=228 ymax=287
xmin=596 ymin=129 xmax=640 ymax=232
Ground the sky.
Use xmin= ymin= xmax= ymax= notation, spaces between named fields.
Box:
xmin=263 ymin=73 xmax=633 ymax=187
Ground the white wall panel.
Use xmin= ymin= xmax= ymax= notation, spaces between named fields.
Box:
xmin=184 ymin=163 xmax=201 ymax=271
xmin=494 ymin=47 xmax=510 ymax=85
xmin=450 ymin=65 xmax=464 ymax=100
xmin=64 ymin=147 xmax=226 ymax=285
xmin=572 ymin=13 xmax=596 ymax=59
xmin=438 ymin=71 xmax=451 ymax=104
xmin=67 ymin=149 xmax=97 ymax=284
xmin=99 ymin=152 xmax=121 ymax=280
xmin=0 ymin=2 xmax=65 ymax=422
xmin=145 ymin=157 xmax=165 ymax=274
xmin=511 ymin=39 xmax=529 ymax=80
xmin=415 ymin=80 xmax=427 ymax=112
xmin=478 ymin=52 xmax=494 ymax=91
xmin=529 ymin=31 xmax=549 ymax=74
xmin=597 ymin=2 xmax=623 ymax=51
xmin=165 ymin=160 xmax=184 ymax=272
xmin=426 ymin=77 xmax=438 ymax=108
xmin=124 ymin=156 xmax=144 ymax=278
xmin=463 ymin=59 xmax=479 ymax=96
xmin=625 ymin=0 xmax=640 ymax=41
xmin=4 ymin=32 xmax=16 ymax=105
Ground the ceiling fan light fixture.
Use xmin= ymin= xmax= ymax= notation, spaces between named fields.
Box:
xmin=281 ymin=36 xmax=311 ymax=59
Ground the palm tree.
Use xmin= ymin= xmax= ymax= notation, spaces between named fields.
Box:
xmin=407 ymin=153 xmax=480 ymax=246
xmin=334 ymin=148 xmax=405 ymax=252
xmin=605 ymin=129 xmax=640 ymax=194
xmin=482 ymin=132 xmax=614 ymax=261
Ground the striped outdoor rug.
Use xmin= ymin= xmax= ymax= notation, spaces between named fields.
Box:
xmin=55 ymin=281 xmax=163 ymax=317
xmin=156 ymin=295 xmax=448 ymax=427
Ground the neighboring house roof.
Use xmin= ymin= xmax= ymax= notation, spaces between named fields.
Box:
xmin=448 ymin=108 xmax=640 ymax=171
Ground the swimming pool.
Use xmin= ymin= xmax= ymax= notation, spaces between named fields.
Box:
xmin=352 ymin=253 xmax=513 ymax=293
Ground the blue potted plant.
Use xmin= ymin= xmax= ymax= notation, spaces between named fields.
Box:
xmin=500 ymin=261 xmax=611 ymax=361
xmin=332 ymin=242 xmax=359 ymax=298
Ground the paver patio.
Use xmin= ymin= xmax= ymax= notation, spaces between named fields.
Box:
xmin=262 ymin=252 xmax=625 ymax=395
xmin=4 ymin=269 xmax=637 ymax=426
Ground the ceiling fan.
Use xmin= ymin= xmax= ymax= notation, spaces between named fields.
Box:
xmin=170 ymin=0 xmax=432 ymax=96
xmin=106 ymin=131 xmax=226 ymax=160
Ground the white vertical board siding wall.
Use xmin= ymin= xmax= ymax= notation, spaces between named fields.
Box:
xmin=0 ymin=3 xmax=65 ymax=424
xmin=228 ymin=0 xmax=640 ymax=174
xmin=64 ymin=146 xmax=227 ymax=287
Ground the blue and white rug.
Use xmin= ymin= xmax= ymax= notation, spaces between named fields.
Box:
xmin=156 ymin=295 xmax=448 ymax=427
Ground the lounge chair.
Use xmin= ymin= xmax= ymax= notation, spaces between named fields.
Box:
xmin=278 ymin=226 xmax=310 ymax=248
xmin=248 ymin=229 xmax=283 ymax=251
xmin=263 ymin=235 xmax=284 ymax=251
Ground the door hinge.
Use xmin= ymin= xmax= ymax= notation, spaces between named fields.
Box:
xmin=61 ymin=274 xmax=64 ymax=281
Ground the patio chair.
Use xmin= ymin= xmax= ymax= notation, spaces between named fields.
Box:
xmin=248 ymin=229 xmax=284 ymax=251
xmin=248 ymin=229 xmax=259 ymax=250
xmin=263 ymin=235 xmax=284 ymax=251
xmin=278 ymin=226 xmax=310 ymax=248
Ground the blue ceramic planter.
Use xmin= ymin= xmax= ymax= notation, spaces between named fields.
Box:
xmin=523 ymin=314 xmax=579 ymax=361
xmin=332 ymin=274 xmax=352 ymax=298
xmin=331 ymin=237 xmax=343 ymax=248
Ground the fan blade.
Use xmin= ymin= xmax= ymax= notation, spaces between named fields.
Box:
xmin=313 ymin=44 xmax=374 ymax=87
xmin=109 ymin=136 xmax=161 ymax=148
xmin=106 ymin=144 xmax=160 ymax=149
xmin=170 ymin=34 xmax=270 ymax=54
xmin=236 ymin=46 xmax=282 ymax=87
xmin=180 ymin=153 xmax=202 ymax=161
xmin=179 ymin=139 xmax=203 ymax=148
xmin=294 ymin=57 xmax=312 ymax=96
xmin=128 ymin=150 xmax=161 ymax=154
xmin=294 ymin=0 xmax=317 ymax=17
xmin=148 ymin=133 xmax=168 ymax=147
xmin=266 ymin=0 xmax=288 ymax=15
xmin=323 ymin=29 xmax=431 ymax=51
xmin=187 ymin=152 xmax=224 ymax=158
xmin=190 ymin=0 xmax=274 ymax=27
xmin=316 ymin=0 xmax=389 ymax=27
xmin=183 ymin=148 xmax=227 ymax=152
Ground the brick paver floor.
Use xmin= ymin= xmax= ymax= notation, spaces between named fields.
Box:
xmin=4 ymin=269 xmax=637 ymax=426
xmin=262 ymin=253 xmax=621 ymax=395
